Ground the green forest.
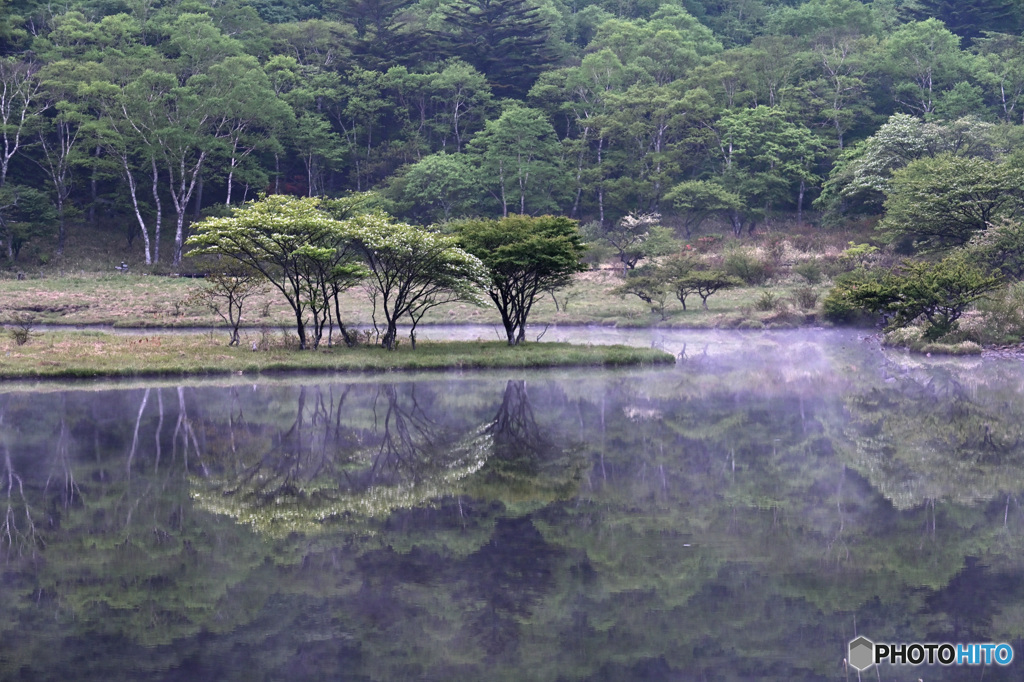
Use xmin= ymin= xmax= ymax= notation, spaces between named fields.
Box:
xmin=5 ymin=0 xmax=1024 ymax=268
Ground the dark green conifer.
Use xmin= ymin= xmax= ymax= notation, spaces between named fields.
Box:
xmin=439 ymin=0 xmax=559 ymax=95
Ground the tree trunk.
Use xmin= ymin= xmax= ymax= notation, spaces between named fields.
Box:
xmin=151 ymin=159 xmax=162 ymax=264
xmin=89 ymin=145 xmax=100 ymax=224
xmin=173 ymin=212 xmax=187 ymax=265
xmin=382 ymin=321 xmax=398 ymax=350
xmin=55 ymin=197 xmax=65 ymax=256
xmin=797 ymin=178 xmax=805 ymax=227
xmin=294 ymin=305 xmax=307 ymax=350
xmin=192 ymin=172 xmax=203 ymax=220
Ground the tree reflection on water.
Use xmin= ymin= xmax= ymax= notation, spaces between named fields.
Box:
xmin=1 ymin=347 xmax=1024 ymax=680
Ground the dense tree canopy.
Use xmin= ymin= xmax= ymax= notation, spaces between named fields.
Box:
xmin=3 ymin=0 xmax=1024 ymax=266
xmin=186 ymin=194 xmax=365 ymax=349
xmin=455 ymin=214 xmax=587 ymax=345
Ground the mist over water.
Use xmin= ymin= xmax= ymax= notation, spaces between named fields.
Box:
xmin=2 ymin=329 xmax=1022 ymax=681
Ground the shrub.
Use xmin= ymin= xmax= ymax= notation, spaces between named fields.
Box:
xmin=8 ymin=312 xmax=36 ymax=346
xmin=975 ymin=282 xmax=1024 ymax=343
xmin=723 ymin=250 xmax=770 ymax=285
xmin=825 ymin=257 xmax=1002 ymax=338
xmin=755 ymin=290 xmax=780 ymax=311
xmin=792 ymin=260 xmax=823 ymax=284
xmin=838 ymin=242 xmax=878 ymax=267
xmin=822 ymin=271 xmax=880 ymax=325
xmin=794 ymin=286 xmax=819 ymax=310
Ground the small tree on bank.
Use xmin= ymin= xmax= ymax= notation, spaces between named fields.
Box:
xmin=187 ymin=268 xmax=267 ymax=346
xmin=455 ymin=214 xmax=587 ymax=345
xmin=613 ymin=270 xmax=671 ymax=320
xmin=588 ymin=212 xmax=677 ymax=274
xmin=614 ymin=253 xmax=741 ymax=316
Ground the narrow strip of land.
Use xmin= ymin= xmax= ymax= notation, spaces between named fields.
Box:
xmin=0 ymin=331 xmax=674 ymax=379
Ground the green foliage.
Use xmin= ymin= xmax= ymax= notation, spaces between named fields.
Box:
xmin=390 ymin=152 xmax=478 ymax=222
xmin=975 ymin=280 xmax=1024 ymax=342
xmin=882 ymin=18 xmax=971 ymax=117
xmin=903 ymin=0 xmax=1020 ymax=43
xmin=962 ymin=218 xmax=1024 ymax=280
xmin=613 ymin=268 xmax=670 ymax=319
xmin=664 ymin=179 xmax=742 ymax=237
xmin=186 ymin=195 xmax=366 ymax=349
xmin=671 ymin=268 xmax=741 ymax=310
xmin=465 ymin=104 xmax=562 ymax=216
xmin=11 ymin=0 xmax=1024 ymax=268
xmin=589 ymin=212 xmax=676 ymax=272
xmin=0 ymin=185 xmax=56 ymax=261
xmin=839 ymin=241 xmax=878 ymax=262
xmin=818 ymin=114 xmax=993 ymax=216
xmin=822 ymin=270 xmax=878 ymax=324
xmin=878 ymin=153 xmax=1024 ymax=251
xmin=754 ymin=290 xmax=779 ymax=311
xmin=792 ymin=260 xmax=823 ymax=285
xmin=826 ymin=256 xmax=1003 ymax=338
xmin=7 ymin=311 xmax=35 ymax=345
xmin=350 ymin=214 xmax=485 ymax=349
xmin=455 ymin=214 xmax=586 ymax=344
xmin=793 ymin=286 xmax=819 ymax=310
xmin=722 ymin=249 xmax=769 ymax=285
xmin=714 ymin=106 xmax=827 ymax=233
xmin=438 ymin=0 xmax=560 ymax=97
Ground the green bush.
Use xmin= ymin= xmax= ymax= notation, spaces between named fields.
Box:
xmin=825 ymin=257 xmax=1002 ymax=337
xmin=792 ymin=260 xmax=823 ymax=284
xmin=794 ymin=286 xmax=819 ymax=310
xmin=723 ymin=250 xmax=770 ymax=285
xmin=975 ymin=282 xmax=1024 ymax=343
xmin=822 ymin=271 xmax=880 ymax=325
xmin=8 ymin=312 xmax=36 ymax=346
xmin=755 ymin=290 xmax=779 ymax=311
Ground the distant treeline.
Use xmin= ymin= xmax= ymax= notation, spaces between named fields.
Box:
xmin=3 ymin=0 xmax=1024 ymax=262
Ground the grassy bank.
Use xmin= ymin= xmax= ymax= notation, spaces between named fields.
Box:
xmin=0 ymin=268 xmax=828 ymax=330
xmin=0 ymin=331 xmax=675 ymax=379
xmin=0 ymin=221 xmax=876 ymax=330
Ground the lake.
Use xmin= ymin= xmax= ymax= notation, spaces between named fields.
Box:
xmin=1 ymin=328 xmax=1022 ymax=681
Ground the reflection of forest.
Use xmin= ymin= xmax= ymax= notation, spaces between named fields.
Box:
xmin=1 ymin=358 xmax=1024 ymax=681
xmin=838 ymin=358 xmax=1024 ymax=509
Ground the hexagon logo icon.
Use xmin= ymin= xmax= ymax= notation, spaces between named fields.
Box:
xmin=849 ymin=636 xmax=875 ymax=671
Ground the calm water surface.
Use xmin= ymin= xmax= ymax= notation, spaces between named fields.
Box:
xmin=2 ymin=329 xmax=1023 ymax=681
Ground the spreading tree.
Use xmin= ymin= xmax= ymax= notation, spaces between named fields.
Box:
xmin=455 ymin=214 xmax=587 ymax=345
xmin=186 ymin=195 xmax=365 ymax=350
xmin=350 ymin=214 xmax=484 ymax=349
